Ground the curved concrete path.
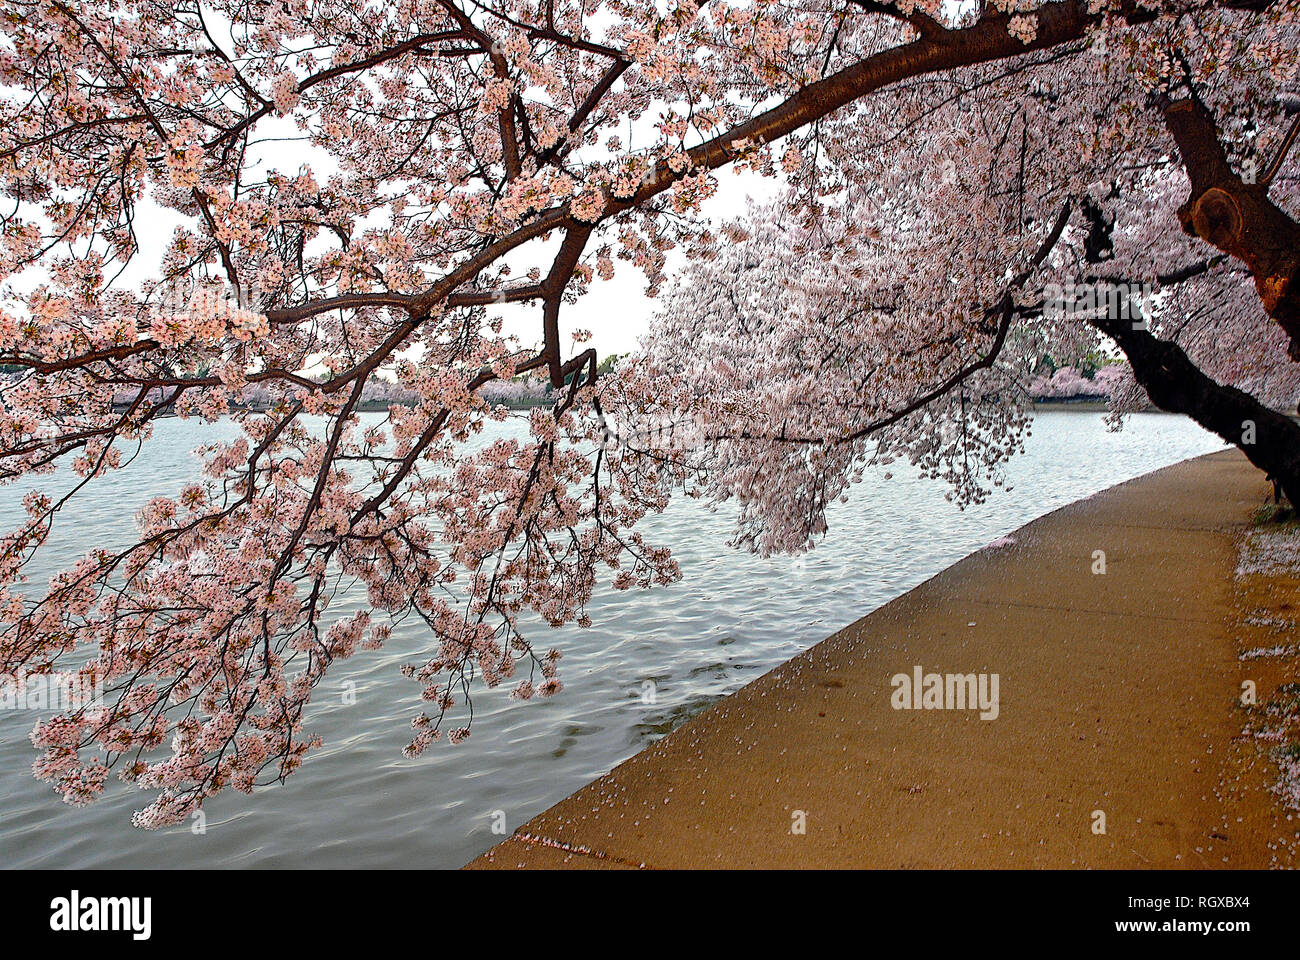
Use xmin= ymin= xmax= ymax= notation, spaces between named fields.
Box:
xmin=468 ymin=450 xmax=1281 ymax=869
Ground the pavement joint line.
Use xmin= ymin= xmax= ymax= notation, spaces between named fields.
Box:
xmin=1023 ymin=524 xmax=1248 ymax=534
xmin=1012 ymin=521 xmax=1248 ymax=535
xmin=944 ymin=595 xmax=1221 ymax=625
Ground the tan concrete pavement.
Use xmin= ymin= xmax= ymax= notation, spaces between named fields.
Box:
xmin=468 ymin=450 xmax=1291 ymax=869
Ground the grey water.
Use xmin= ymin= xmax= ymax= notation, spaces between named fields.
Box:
xmin=0 ymin=410 xmax=1226 ymax=868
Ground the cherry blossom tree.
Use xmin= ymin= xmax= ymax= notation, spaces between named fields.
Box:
xmin=0 ymin=0 xmax=1295 ymax=825
xmin=1028 ymin=365 xmax=1127 ymax=400
xmin=611 ymin=0 xmax=1300 ymax=543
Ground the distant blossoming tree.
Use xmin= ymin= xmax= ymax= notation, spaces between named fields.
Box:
xmin=0 ymin=0 xmax=1296 ymax=825
xmin=1028 ymin=365 xmax=1128 ymax=400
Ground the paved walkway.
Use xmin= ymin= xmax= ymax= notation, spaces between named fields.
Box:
xmin=468 ymin=450 xmax=1282 ymax=868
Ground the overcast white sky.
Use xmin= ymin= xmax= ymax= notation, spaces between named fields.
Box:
xmin=496 ymin=169 xmax=783 ymax=359
xmin=61 ymin=131 xmax=783 ymax=365
xmin=6 ymin=19 xmax=789 ymax=368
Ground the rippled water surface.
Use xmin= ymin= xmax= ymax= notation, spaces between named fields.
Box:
xmin=0 ymin=410 xmax=1226 ymax=868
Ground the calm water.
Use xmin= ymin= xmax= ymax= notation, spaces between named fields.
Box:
xmin=0 ymin=410 xmax=1226 ymax=868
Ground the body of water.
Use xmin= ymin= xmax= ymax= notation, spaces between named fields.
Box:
xmin=0 ymin=410 xmax=1227 ymax=868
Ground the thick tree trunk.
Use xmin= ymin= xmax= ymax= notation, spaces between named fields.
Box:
xmin=1090 ymin=313 xmax=1300 ymax=506
xmin=1161 ymin=94 xmax=1300 ymax=358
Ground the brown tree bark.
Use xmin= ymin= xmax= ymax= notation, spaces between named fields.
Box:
xmin=1090 ymin=311 xmax=1300 ymax=505
xmin=1161 ymin=93 xmax=1300 ymax=358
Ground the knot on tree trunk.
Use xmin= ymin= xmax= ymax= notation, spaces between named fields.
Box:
xmin=1176 ymin=183 xmax=1299 ymax=356
xmin=1178 ymin=186 xmax=1243 ymax=249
